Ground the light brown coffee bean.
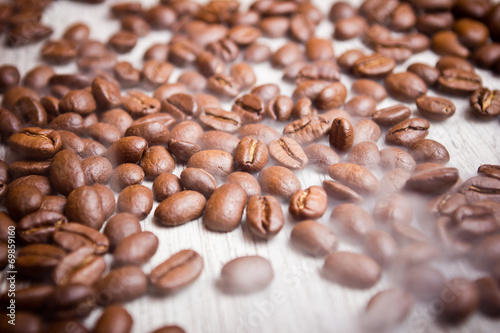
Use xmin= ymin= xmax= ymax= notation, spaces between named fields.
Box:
xmin=204 ymin=184 xmax=247 ymax=232
xmin=219 ymin=256 xmax=273 ymax=294
xmin=323 ymin=251 xmax=381 ymax=289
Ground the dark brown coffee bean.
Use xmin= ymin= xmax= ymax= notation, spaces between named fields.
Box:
xmin=100 ymin=109 xmax=133 ymax=136
xmin=475 ymin=277 xmax=500 ymax=317
xmin=169 ymin=120 xmax=203 ymax=143
xmin=233 ymin=137 xmax=269 ymax=173
xmin=432 ymin=31 xmax=470 ymax=59
xmin=206 ymin=38 xmax=239 ymax=63
xmin=187 ymin=150 xmax=234 ymax=181
xmin=109 ymin=163 xmax=144 ymax=192
xmin=149 ymin=249 xmax=203 ymax=294
xmin=337 ymin=49 xmax=365 ymax=72
xmin=362 ymin=288 xmax=414 ymax=332
xmin=385 ymin=72 xmax=428 ymax=102
xmin=50 ymin=112 xmax=85 ymax=135
xmin=0 ymin=285 xmax=54 ymax=312
xmin=406 ymin=167 xmax=460 ymax=195
xmin=40 ymin=39 xmax=77 ymax=65
xmin=141 ymin=59 xmax=173 ymax=90
xmin=121 ymin=15 xmax=150 ymax=37
xmin=59 ymin=89 xmax=96 ymax=115
xmin=168 ymin=39 xmax=200 ymax=67
xmin=114 ymin=231 xmax=158 ymax=267
xmin=204 ymin=183 xmax=247 ymax=232
xmin=39 ymin=195 xmax=66 ymax=214
xmin=0 ymin=107 xmax=22 ymax=142
xmin=122 ymin=91 xmax=161 ymax=118
xmin=231 ymin=94 xmax=265 ymax=124
xmin=22 ymin=64 xmax=54 ymax=92
xmin=328 ymin=163 xmax=379 ymax=195
xmin=478 ymin=165 xmax=500 ymax=180
xmin=439 ymin=278 xmax=479 ymax=323
xmin=2 ymin=86 xmax=40 ymax=111
xmin=187 ymin=22 xmax=228 ymax=46
xmin=90 ymin=77 xmax=121 ymax=110
xmin=305 ymin=38 xmax=334 ymax=62
xmin=266 ymin=95 xmax=293 ymax=121
xmin=304 ymin=143 xmax=340 ymax=172
xmin=415 ymin=95 xmax=456 ymax=121
xmin=244 ymin=42 xmax=271 ymax=63
xmin=64 ymin=185 xmax=105 ymax=229
xmin=460 ymin=176 xmax=500 ymax=203
xmin=95 ymin=266 xmax=148 ymax=305
xmin=177 ymin=71 xmax=207 ymax=93
xmin=49 ymin=150 xmax=85 ymax=196
xmin=386 ymin=118 xmax=430 ymax=147
xmin=470 ymin=88 xmax=500 ymax=119
xmin=43 ymin=283 xmax=96 ymax=319
xmin=323 ymin=251 xmax=381 ymax=289
xmin=351 ymin=79 xmax=387 ymax=103
xmin=245 ymin=195 xmax=283 ymax=239
xmin=94 ymin=305 xmax=133 ymax=333
xmin=436 ymin=55 xmax=475 ymax=73
xmin=207 ymin=74 xmax=240 ymax=99
xmin=283 ymin=115 xmax=330 ymax=145
xmin=5 ymin=183 xmax=41 ymax=221
xmin=152 ymin=173 xmax=182 ymax=202
xmin=472 ymin=43 xmax=500 ymax=69
xmin=113 ymin=61 xmax=140 ymax=88
xmin=107 ymin=136 xmax=148 ymax=166
xmin=251 ymin=83 xmax=280 ymax=103
xmin=154 ymin=190 xmax=206 ymax=227
xmin=8 ymin=160 xmax=50 ymax=180
xmin=329 ymin=117 xmax=354 ymax=152
xmin=117 ymin=184 xmax=153 ymax=220
xmin=453 ymin=18 xmax=489 ymax=49
xmin=219 ymin=255 xmax=273 ymax=294
xmin=269 ymin=137 xmax=308 ymax=170
xmin=198 ymin=107 xmax=241 ymax=133
xmin=258 ymin=165 xmax=301 ymax=201
xmin=9 ymin=127 xmax=62 ymax=160
xmin=85 ymin=122 xmax=122 ymax=147
xmin=289 ymin=186 xmax=327 ymax=220
xmin=0 ymin=64 xmax=20 ymax=93
xmin=103 ymin=213 xmax=141 ymax=250
xmin=13 ymin=96 xmax=47 ymax=126
xmin=53 ymin=246 xmax=106 ymax=286
xmin=372 ymin=105 xmax=411 ymax=128
xmin=353 ymin=53 xmax=396 ymax=78
xmin=6 ymin=21 xmax=53 ymax=47
xmin=409 ymin=139 xmax=450 ymax=164
xmin=198 ymin=130 xmax=239 ymax=155
xmin=439 ymin=68 xmax=482 ymax=95
xmin=8 ymin=174 xmax=53 ymax=197
xmin=290 ymin=96 xmax=315 ymax=119
xmin=315 ymin=82 xmax=348 ymax=111
xmin=195 ymin=51 xmax=225 ymax=78
xmin=17 ymin=243 xmax=65 ymax=279
xmin=407 ymin=63 xmax=439 ymax=88
xmin=416 ymin=11 xmax=454 ymax=35
xmin=52 ymin=222 xmax=108 ymax=254
xmin=0 ymin=212 xmax=15 ymax=243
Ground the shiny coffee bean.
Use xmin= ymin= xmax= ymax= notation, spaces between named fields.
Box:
xmin=204 ymin=184 xmax=247 ymax=232
xmin=289 ymin=186 xmax=327 ymax=220
xmin=154 ymin=191 xmax=206 ymax=227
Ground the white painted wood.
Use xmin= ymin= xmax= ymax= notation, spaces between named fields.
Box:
xmin=1 ymin=1 xmax=500 ymax=332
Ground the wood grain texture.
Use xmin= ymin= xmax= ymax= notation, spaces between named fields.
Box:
xmin=1 ymin=0 xmax=500 ymax=332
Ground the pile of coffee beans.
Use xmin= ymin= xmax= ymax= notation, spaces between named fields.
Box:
xmin=1 ymin=0 xmax=500 ymax=332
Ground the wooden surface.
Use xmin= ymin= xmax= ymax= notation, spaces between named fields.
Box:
xmin=1 ymin=0 xmax=500 ymax=332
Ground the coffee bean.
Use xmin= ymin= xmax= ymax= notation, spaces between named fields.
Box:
xmin=416 ymin=95 xmax=456 ymax=121
xmin=363 ymin=230 xmax=399 ymax=266
xmin=244 ymin=42 xmax=271 ymax=63
xmin=117 ymin=185 xmax=153 ymax=220
xmin=334 ymin=15 xmax=366 ymax=41
xmin=328 ymin=163 xmax=379 ymax=195
xmin=199 ymin=130 xmax=240 ymax=155
xmin=269 ymin=137 xmax=308 ymax=170
xmin=6 ymin=184 xmax=42 ymax=221
xmin=386 ymin=118 xmax=430 ymax=146
xmin=329 ymin=117 xmax=354 ymax=152
xmin=122 ymin=91 xmax=161 ymax=119
xmin=141 ymin=59 xmax=173 ymax=90
xmin=416 ymin=11 xmax=454 ymax=35
xmin=113 ymin=61 xmax=140 ymax=88
xmin=103 ymin=213 xmax=141 ymax=250
xmin=290 ymin=220 xmax=337 ymax=257
xmin=109 ymin=163 xmax=144 ymax=192
xmin=207 ymin=74 xmax=240 ymax=99
xmin=373 ymin=193 xmax=413 ymax=227
xmin=345 ymin=95 xmax=377 ymax=118
xmin=230 ymin=63 xmax=257 ymax=91
xmin=460 ymin=176 xmax=500 ymax=203
xmin=139 ymin=146 xmax=175 ymax=181
xmin=207 ymin=38 xmax=239 ymax=63
xmin=408 ymin=139 xmax=450 ymax=164
xmin=328 ymin=1 xmax=355 ymax=22
xmin=53 ymin=222 xmax=109 ymax=254
xmin=428 ymin=192 xmax=467 ymax=216
xmin=0 ymin=64 xmax=20 ymax=93
xmin=94 ymin=305 xmax=133 ymax=333
xmin=406 ymin=167 xmax=460 ymax=194
xmin=0 ymin=107 xmax=22 ymax=142
xmin=289 ymin=186 xmax=327 ymax=220
xmin=440 ymin=278 xmax=479 ymax=323
xmin=313 ymin=82 xmax=347 ymax=110
xmin=64 ymin=185 xmax=105 ymax=229
xmin=219 ymin=255 xmax=273 ymax=294
xmin=246 ymin=195 xmax=283 ymax=239
xmin=17 ymin=243 xmax=65 ymax=279
xmin=50 ymin=112 xmax=85 ymax=135
xmin=353 ymin=53 xmax=396 ymax=78
xmin=323 ymin=251 xmax=381 ymax=289
xmin=150 ymin=249 xmax=203 ymax=294
xmin=86 ymin=122 xmax=122 ymax=147
xmin=226 ymin=172 xmax=261 ymax=198
xmin=402 ymin=264 xmax=445 ymax=302
xmin=362 ymin=288 xmax=414 ymax=332
xmin=187 ymin=150 xmax=234 ymax=181
xmin=231 ymin=94 xmax=265 ymax=124
xmin=95 ymin=266 xmax=148 ymax=305
xmin=472 ymin=43 xmax=500 ymax=69
xmin=385 ymin=71 xmax=428 ymax=102
xmin=337 ymin=49 xmax=365 ymax=72
xmin=151 ymin=173 xmax=182 ymax=202
xmin=154 ymin=190 xmax=206 ymax=227
xmin=439 ymin=68 xmax=482 ymax=95
xmin=271 ymin=42 xmax=303 ymax=68
xmin=407 ymin=63 xmax=439 ymax=88
xmin=195 ymin=51 xmax=225 ymax=78
xmin=251 ymin=83 xmax=280 ymax=103
xmin=234 ymin=137 xmax=269 ymax=173
xmin=283 ymin=115 xmax=330 ymax=144
xmin=8 ymin=160 xmax=51 ymax=180
xmin=452 ymin=203 xmax=500 ymax=240
xmin=0 ymin=285 xmax=54 ymax=312
xmin=304 ymin=143 xmax=340 ymax=172
xmin=305 ymin=37 xmax=334 ymax=61
xmin=8 ymin=175 xmax=53 ymax=197
xmin=470 ymin=88 xmax=500 ymax=119
xmin=351 ymin=79 xmax=387 ymax=102
xmin=199 ymin=107 xmax=241 ymax=133
xmin=323 ymin=180 xmax=362 ymax=202
xmin=39 ymin=195 xmax=66 ymax=214
xmin=53 ymin=246 xmax=106 ymax=286
xmin=9 ymin=127 xmax=62 ymax=160
xmin=107 ymin=136 xmax=148 ymax=166
xmin=114 ymin=231 xmax=158 ymax=267
xmin=6 ymin=21 xmax=53 ymax=47
xmin=238 ymin=123 xmax=281 ymax=145
xmin=13 ymin=96 xmax=47 ymax=126
xmin=204 ymin=183 xmax=247 ymax=232
xmin=347 ymin=141 xmax=380 ymax=169
xmin=330 ymin=203 xmax=376 ymax=240
xmin=372 ymin=105 xmax=411 ymax=127
xmin=478 ymin=165 xmax=500 ymax=180
xmin=121 ymin=15 xmax=150 ymax=37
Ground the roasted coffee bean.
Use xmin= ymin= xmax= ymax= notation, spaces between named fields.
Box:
xmin=0 ymin=285 xmax=54 ymax=312
xmin=199 ymin=107 xmax=241 ymax=133
xmin=48 ymin=150 xmax=85 ymax=196
xmin=121 ymin=15 xmax=150 ymax=37
xmin=245 ymin=195 xmax=283 ymax=239
xmin=9 ymin=127 xmax=62 ymax=160
xmin=353 ymin=53 xmax=396 ymax=78
xmin=64 ymin=185 xmax=105 ymax=229
xmin=124 ymin=120 xmax=170 ymax=147
xmin=117 ymin=185 xmax=153 ymax=220
xmin=407 ymin=63 xmax=440 ymax=88
xmin=169 ymin=120 xmax=203 ymax=143
xmin=85 ymin=122 xmax=122 ymax=147
xmin=8 ymin=174 xmax=53 ymax=196
xmin=251 ymin=83 xmax=280 ymax=103
xmin=94 ymin=305 xmax=133 ymax=333
xmin=207 ymin=74 xmax=240 ymax=99
xmin=56 ymin=130 xmax=84 ymax=155
xmin=406 ymin=167 xmax=460 ymax=195
xmin=439 ymin=69 xmax=482 ymax=95
xmin=408 ymin=139 xmax=450 ymax=164
xmin=259 ymin=16 xmax=289 ymax=37
xmin=22 ymin=64 xmax=54 ymax=92
xmin=452 ymin=203 xmax=500 ymax=240
xmin=330 ymin=203 xmax=376 ymax=240
xmin=329 ymin=117 xmax=354 ymax=152
xmin=207 ymin=38 xmax=239 ymax=63
xmin=53 ymin=246 xmax=106 ymax=286
xmin=0 ymin=107 xmax=22 ymax=142
xmin=363 ymin=230 xmax=399 ymax=266
xmin=304 ymin=143 xmax=340 ymax=172
xmin=187 ymin=150 xmax=234 ymax=181
xmin=234 ymin=137 xmax=269 ymax=173
xmin=373 ymin=193 xmax=412 ymax=226
xmin=122 ymin=91 xmax=161 ymax=118
xmin=225 ymin=172 xmax=260 ymax=198
xmin=361 ymin=288 xmax=414 ymax=332
xmin=258 ymin=166 xmax=301 ymax=200
xmin=199 ymin=130 xmax=240 ymax=155
xmin=283 ymin=115 xmax=330 ymax=144
xmin=334 ymin=15 xmax=366 ymax=41
xmin=155 ymin=190 xmax=206 ymax=227
xmin=232 ymin=94 xmax=265 ymax=124
xmin=59 ymin=89 xmax=96 ymax=115
xmin=323 ymin=251 xmax=381 ymax=289
xmin=195 ymin=51 xmax=225 ymax=78
xmin=13 ymin=96 xmax=47 ymax=126
xmin=141 ymin=59 xmax=173 ymax=90
xmin=478 ymin=165 xmax=500 ymax=180
xmin=290 ymin=220 xmax=337 ymax=257
xmin=103 ymin=213 xmax=141 ymax=250
xmin=244 ymin=42 xmax=271 ymax=63
xmin=436 ymin=55 xmax=475 ymax=73
xmin=53 ymin=222 xmax=109 ymax=254
xmin=177 ymin=71 xmax=207 ymax=93
xmin=8 ymin=160 xmax=51 ymax=179
xmin=271 ymin=42 xmax=303 ymax=68
xmin=168 ymin=39 xmax=200 ymax=67
xmin=416 ymin=95 xmax=456 ymax=121
xmin=470 ymin=88 xmax=500 ymax=119
xmin=416 ymin=11 xmax=454 ymax=35
xmin=152 ymin=173 xmax=182 ymax=202
xmin=269 ymin=137 xmax=308 ymax=170
xmin=114 ymin=231 xmax=158 ymax=267
xmin=229 ymin=63 xmax=256 ymax=92
xmin=439 ymin=278 xmax=479 ymax=323
xmin=95 ymin=266 xmax=148 ymax=305
xmin=428 ymin=192 xmax=467 ymax=216
xmin=454 ymin=18 xmax=489 ymax=49
xmin=91 ymin=77 xmax=121 ymax=110
xmin=344 ymin=95 xmax=377 ymax=118
xmin=323 ymin=180 xmax=362 ymax=202
xmin=99 ymin=109 xmax=133 ymax=136
xmin=95 ymin=184 xmax=116 ymax=218
xmin=238 ymin=123 xmax=280 ymax=145
xmin=17 ymin=243 xmax=65 ymax=279
xmin=347 ymin=141 xmax=380 ymax=169
xmin=372 ymin=105 xmax=411 ymax=128
xmin=289 ymin=186 xmax=327 ymax=220
xmin=81 ymin=138 xmax=107 ymax=158
xmin=314 ymin=82 xmax=347 ymax=110
xmin=204 ymin=183 xmax=247 ymax=232
xmin=305 ymin=37 xmax=334 ymax=61
xmin=39 ymin=195 xmax=66 ymax=214
xmin=380 ymin=148 xmax=416 ymax=172
xmin=113 ymin=61 xmax=140 ymax=88
xmin=109 ymin=163 xmax=144 ymax=191
xmin=475 ymin=277 xmax=500 ymax=317
xmin=139 ymin=146 xmax=175 ymax=180
xmin=328 ymin=163 xmax=379 ymax=195
xmin=337 ymin=49 xmax=365 ymax=72
xmin=6 ymin=21 xmax=53 ymax=47
xmin=289 ymin=13 xmax=315 ymax=42
xmin=432 ymin=30 xmax=470 ymax=59
xmin=107 ymin=136 xmax=148 ymax=166
xmin=150 ymin=249 xmax=203 ymax=294
xmin=291 ymin=96 xmax=315 ymax=119
xmin=0 ymin=64 xmax=20 ymax=93
xmin=2 ymin=86 xmax=40 ymax=111
xmin=472 ymin=43 xmax=500 ymax=69
xmin=219 ymin=255 xmax=273 ymax=294
xmin=5 ymin=183 xmax=42 ymax=221
xmin=351 ymin=79 xmax=387 ymax=102
xmin=385 ymin=118 xmax=430 ymax=147
xmin=50 ymin=112 xmax=85 ymax=135
xmin=385 ymin=72 xmax=428 ymax=102
xmin=460 ymin=176 xmax=500 ymax=203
